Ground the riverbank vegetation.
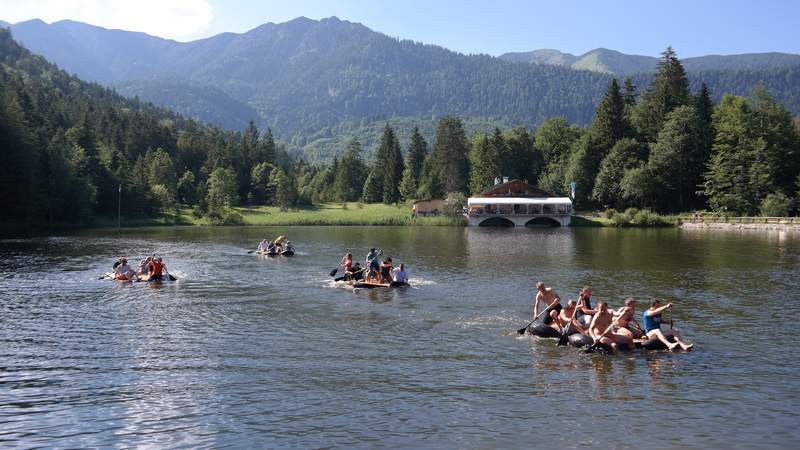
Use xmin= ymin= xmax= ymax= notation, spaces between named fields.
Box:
xmin=2 ymin=27 xmax=799 ymax=230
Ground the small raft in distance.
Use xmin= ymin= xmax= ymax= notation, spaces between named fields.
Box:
xmin=100 ymin=273 xmax=176 ymax=282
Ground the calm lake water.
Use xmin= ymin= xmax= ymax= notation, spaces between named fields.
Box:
xmin=0 ymin=226 xmax=798 ymax=449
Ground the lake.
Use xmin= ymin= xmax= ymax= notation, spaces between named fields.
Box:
xmin=0 ymin=226 xmax=798 ymax=448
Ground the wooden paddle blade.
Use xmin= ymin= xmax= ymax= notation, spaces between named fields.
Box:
xmin=329 ymin=268 xmax=338 ymax=277
xmin=168 ymin=274 xmax=177 ymax=281
xmin=517 ymin=326 xmax=527 ymax=335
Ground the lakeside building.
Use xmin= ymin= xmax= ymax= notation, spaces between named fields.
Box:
xmin=466 ymin=178 xmax=572 ymax=227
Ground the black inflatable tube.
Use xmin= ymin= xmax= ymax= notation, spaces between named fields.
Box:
xmin=527 ymin=323 xmax=561 ymax=338
xmin=568 ymin=333 xmax=593 ymax=348
xmin=637 ymin=335 xmax=676 ymax=350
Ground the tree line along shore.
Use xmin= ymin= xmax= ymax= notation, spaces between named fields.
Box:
xmin=2 ymin=27 xmax=799 ymax=230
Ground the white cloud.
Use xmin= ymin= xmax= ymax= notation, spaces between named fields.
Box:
xmin=0 ymin=0 xmax=214 ymax=41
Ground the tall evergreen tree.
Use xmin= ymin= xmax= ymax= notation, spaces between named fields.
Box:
xmin=592 ymin=138 xmax=646 ymax=209
xmin=399 ymin=127 xmax=427 ymax=200
xmin=634 ymin=47 xmax=691 ymax=142
xmin=505 ymin=127 xmax=542 ymax=183
xmin=468 ymin=134 xmax=500 ymax=195
xmin=383 ymin=126 xmax=405 ymax=204
xmin=334 ymin=139 xmax=368 ymax=202
xmin=647 ymin=105 xmax=704 ymax=211
xmin=431 ymin=117 xmax=470 ymax=194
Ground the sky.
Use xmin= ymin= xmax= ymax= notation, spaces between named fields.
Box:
xmin=1 ymin=0 xmax=798 ymax=57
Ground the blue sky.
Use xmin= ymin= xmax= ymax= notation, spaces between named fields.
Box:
xmin=2 ymin=0 xmax=798 ymax=57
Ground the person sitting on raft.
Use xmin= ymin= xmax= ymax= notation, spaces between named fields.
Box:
xmin=534 ymin=281 xmax=562 ymax=328
xmin=340 ymin=253 xmax=361 ymax=280
xmin=559 ymin=299 xmax=586 ymax=335
xmin=147 ymin=257 xmax=166 ymax=281
xmin=643 ymin=299 xmax=694 ymax=351
xmin=257 ymin=239 xmax=268 ymax=252
xmin=139 ymin=255 xmax=153 ymax=275
xmin=391 ymin=263 xmax=408 ymax=283
xmin=588 ymin=301 xmax=633 ymax=354
xmin=575 ymin=286 xmax=598 ymax=328
xmin=284 ymin=241 xmax=294 ymax=253
xmin=113 ymin=258 xmax=138 ymax=281
xmin=379 ymin=257 xmax=394 ymax=283
xmin=614 ymin=298 xmax=644 ymax=339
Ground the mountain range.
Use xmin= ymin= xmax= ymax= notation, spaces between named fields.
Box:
xmin=499 ymin=48 xmax=800 ymax=75
xmin=3 ymin=17 xmax=800 ymax=162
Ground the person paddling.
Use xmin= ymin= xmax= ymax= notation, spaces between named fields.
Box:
xmin=379 ymin=257 xmax=393 ymax=284
xmin=643 ymin=299 xmax=693 ymax=351
xmin=534 ymin=282 xmax=562 ymax=328
xmin=365 ymin=248 xmax=381 ymax=282
xmin=588 ymin=301 xmax=632 ymax=354
xmin=575 ymin=286 xmax=597 ymax=328
xmin=614 ymin=298 xmax=644 ymax=339
xmin=147 ymin=257 xmax=166 ymax=281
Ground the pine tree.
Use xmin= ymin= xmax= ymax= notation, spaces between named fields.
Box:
xmin=468 ymin=134 xmax=500 ymax=195
xmin=633 ymin=47 xmax=691 ymax=142
xmin=431 ymin=116 xmax=470 ymax=194
xmin=361 ymin=170 xmax=383 ymax=203
xmin=647 ymin=105 xmax=704 ymax=211
xmin=505 ymin=127 xmax=542 ymax=183
xmin=383 ymin=126 xmax=404 ymax=204
xmin=334 ymin=139 xmax=367 ymax=202
xmin=622 ymin=78 xmax=637 ymax=106
xmin=399 ymin=128 xmax=427 ymax=200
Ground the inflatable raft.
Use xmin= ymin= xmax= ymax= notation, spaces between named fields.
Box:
xmin=526 ymin=324 xmax=680 ymax=352
xmin=256 ymin=250 xmax=294 ymax=257
xmin=101 ymin=273 xmax=175 ymax=282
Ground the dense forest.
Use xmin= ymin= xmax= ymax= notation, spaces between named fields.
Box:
xmin=7 ymin=17 xmax=800 ymax=167
xmin=2 ymin=29 xmax=799 ymax=229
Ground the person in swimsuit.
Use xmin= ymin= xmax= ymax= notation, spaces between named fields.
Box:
xmin=366 ymin=248 xmax=381 ymax=282
xmin=589 ymin=301 xmax=632 ymax=354
xmin=575 ymin=286 xmax=598 ymax=328
xmin=643 ymin=299 xmax=694 ymax=351
xmin=614 ymin=298 xmax=644 ymax=339
xmin=534 ymin=282 xmax=562 ymax=328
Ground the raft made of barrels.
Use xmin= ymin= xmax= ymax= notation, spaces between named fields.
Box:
xmin=566 ymin=332 xmax=676 ymax=352
xmin=101 ymin=273 xmax=175 ymax=282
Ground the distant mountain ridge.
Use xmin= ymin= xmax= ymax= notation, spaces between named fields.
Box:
xmin=499 ymin=47 xmax=800 ymax=75
xmin=4 ymin=17 xmax=800 ymax=163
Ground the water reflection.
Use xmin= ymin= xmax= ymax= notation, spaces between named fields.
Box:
xmin=0 ymin=226 xmax=798 ymax=448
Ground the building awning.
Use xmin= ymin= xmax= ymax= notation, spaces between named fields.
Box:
xmin=467 ymin=197 xmax=572 ymax=205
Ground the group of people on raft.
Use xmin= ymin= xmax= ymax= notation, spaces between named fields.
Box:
xmin=338 ymin=248 xmax=409 ymax=284
xmin=111 ymin=255 xmax=168 ymax=281
xmin=256 ymin=235 xmax=294 ymax=254
xmin=533 ymin=282 xmax=693 ymax=353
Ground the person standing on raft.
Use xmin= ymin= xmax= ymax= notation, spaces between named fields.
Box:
xmin=534 ymin=282 xmax=562 ymax=328
xmin=643 ymin=299 xmax=694 ymax=351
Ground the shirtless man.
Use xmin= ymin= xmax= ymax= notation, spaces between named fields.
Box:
xmin=614 ymin=298 xmax=644 ymax=339
xmin=558 ymin=299 xmax=586 ymax=335
xmin=588 ymin=301 xmax=633 ymax=354
xmin=534 ymin=282 xmax=562 ymax=328
xmin=643 ymin=299 xmax=694 ymax=351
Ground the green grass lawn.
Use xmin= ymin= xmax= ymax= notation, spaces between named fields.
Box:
xmin=233 ymin=203 xmax=464 ymax=226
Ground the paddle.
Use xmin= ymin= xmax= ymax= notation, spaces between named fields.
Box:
xmin=583 ymin=313 xmax=624 ymax=354
xmin=557 ymin=302 xmax=581 ymax=346
xmin=330 ymin=267 xmax=339 ymax=277
xmin=517 ymin=298 xmax=560 ymax=335
xmin=248 ymin=250 xmax=256 ymax=254
xmin=335 ymin=267 xmax=365 ymax=282
xmin=164 ymin=268 xmax=177 ymax=281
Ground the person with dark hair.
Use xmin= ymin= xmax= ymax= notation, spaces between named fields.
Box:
xmin=379 ymin=257 xmax=393 ymax=283
xmin=643 ymin=299 xmax=693 ymax=351
xmin=575 ymin=286 xmax=597 ymax=328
